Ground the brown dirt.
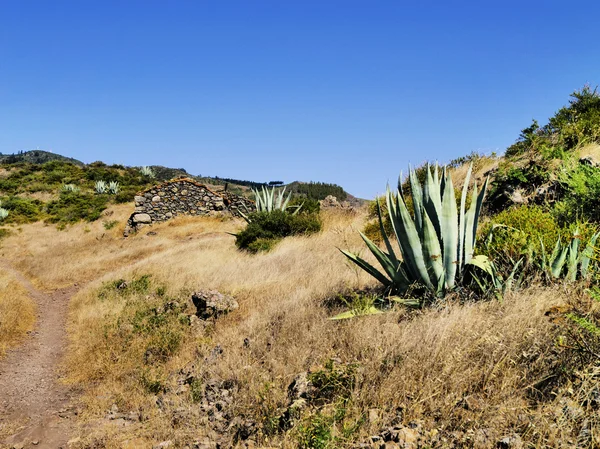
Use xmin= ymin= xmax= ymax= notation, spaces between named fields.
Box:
xmin=0 ymin=262 xmax=80 ymax=449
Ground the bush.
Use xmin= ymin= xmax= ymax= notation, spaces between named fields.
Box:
xmin=45 ymin=192 xmax=109 ymax=225
xmin=0 ymin=196 xmax=44 ymax=224
xmin=235 ymin=210 xmax=322 ymax=253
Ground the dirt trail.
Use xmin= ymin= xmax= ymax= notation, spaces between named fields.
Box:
xmin=0 ymin=262 xmax=79 ymax=449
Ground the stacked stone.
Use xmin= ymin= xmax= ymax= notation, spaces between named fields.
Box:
xmin=218 ymin=191 xmax=255 ymax=218
xmin=130 ymin=180 xmax=225 ymax=226
xmin=124 ymin=178 xmax=256 ymax=236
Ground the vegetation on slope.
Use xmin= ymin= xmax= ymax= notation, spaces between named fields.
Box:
xmin=3 ymin=86 xmax=600 ymax=447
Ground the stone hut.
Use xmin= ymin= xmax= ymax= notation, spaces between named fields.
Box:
xmin=124 ymin=178 xmax=254 ymax=235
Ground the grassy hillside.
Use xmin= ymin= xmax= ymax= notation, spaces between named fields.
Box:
xmin=2 ymin=87 xmax=600 ymax=447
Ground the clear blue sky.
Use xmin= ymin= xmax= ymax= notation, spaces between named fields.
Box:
xmin=1 ymin=1 xmax=599 ymax=198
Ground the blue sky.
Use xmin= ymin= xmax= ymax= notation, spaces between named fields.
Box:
xmin=1 ymin=1 xmax=599 ymax=198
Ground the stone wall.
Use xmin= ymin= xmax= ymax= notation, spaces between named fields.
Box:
xmin=124 ymin=178 xmax=254 ymax=235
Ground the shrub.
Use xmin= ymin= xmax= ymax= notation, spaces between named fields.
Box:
xmin=0 ymin=196 xmax=44 ymax=224
xmin=235 ymin=210 xmax=322 ymax=253
xmin=45 ymin=192 xmax=109 ymax=225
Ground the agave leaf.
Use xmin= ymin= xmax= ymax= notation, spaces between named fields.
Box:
xmin=377 ymin=199 xmax=399 ymax=267
xmin=339 ymin=249 xmax=392 ymax=287
xmin=566 ymin=231 xmax=581 ymax=281
xmin=358 ymin=232 xmax=408 ymax=288
xmin=421 ymin=206 xmax=444 ymax=288
xmin=471 ymin=176 xmax=489 ymax=255
xmin=458 ymin=163 xmax=473 ymax=271
xmin=408 ymin=166 xmax=424 ymax=233
xmin=386 ymin=189 xmax=433 ymax=288
xmin=551 ymin=245 xmax=569 ymax=278
xmin=329 ymin=306 xmax=383 ymax=320
xmin=463 ymin=182 xmax=478 ymax=265
xmin=388 ymin=296 xmax=421 ymax=307
xmin=423 ymin=165 xmax=442 ymax=240
xmin=581 ymin=232 xmax=600 ymax=279
xmin=468 ymin=254 xmax=494 ymax=276
xmin=441 ymin=172 xmax=458 ymax=288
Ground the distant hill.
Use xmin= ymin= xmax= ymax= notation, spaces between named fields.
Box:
xmin=0 ymin=150 xmax=84 ymax=166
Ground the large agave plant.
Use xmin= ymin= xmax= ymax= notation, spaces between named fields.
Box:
xmin=108 ymin=181 xmax=120 ymax=194
xmin=0 ymin=201 xmax=8 ymax=221
xmin=95 ymin=180 xmax=107 ymax=194
xmin=341 ymin=163 xmax=489 ymax=295
xmin=240 ymin=186 xmax=301 ymax=222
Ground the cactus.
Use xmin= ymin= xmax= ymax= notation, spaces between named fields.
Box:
xmin=95 ymin=180 xmax=107 ymax=194
xmin=341 ymin=163 xmax=490 ymax=295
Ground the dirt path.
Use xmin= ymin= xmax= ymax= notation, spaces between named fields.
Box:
xmin=0 ymin=263 xmax=80 ymax=449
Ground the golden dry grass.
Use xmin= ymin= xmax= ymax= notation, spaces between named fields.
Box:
xmin=1 ymin=207 xmax=596 ymax=447
xmin=0 ymin=270 xmax=35 ymax=359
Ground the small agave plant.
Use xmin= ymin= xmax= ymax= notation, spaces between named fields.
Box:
xmin=95 ymin=180 xmax=107 ymax=194
xmin=0 ymin=201 xmax=8 ymax=221
xmin=108 ymin=181 xmax=120 ymax=195
xmin=541 ymin=230 xmax=600 ymax=281
xmin=140 ymin=166 xmax=155 ymax=178
xmin=61 ymin=183 xmax=80 ymax=193
xmin=240 ymin=186 xmax=301 ymax=222
xmin=341 ymin=163 xmax=490 ymax=298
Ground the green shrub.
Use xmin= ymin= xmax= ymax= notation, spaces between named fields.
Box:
xmin=45 ymin=192 xmax=109 ymax=225
xmin=235 ymin=210 xmax=322 ymax=253
xmin=289 ymin=197 xmax=321 ymax=215
xmin=0 ymin=196 xmax=44 ymax=224
xmin=480 ymin=205 xmax=562 ymax=261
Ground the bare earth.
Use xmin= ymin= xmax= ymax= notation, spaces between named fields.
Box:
xmin=0 ymin=262 xmax=79 ymax=449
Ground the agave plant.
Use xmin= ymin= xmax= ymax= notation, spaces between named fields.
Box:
xmin=108 ymin=181 xmax=120 ymax=195
xmin=240 ymin=186 xmax=301 ymax=222
xmin=61 ymin=183 xmax=80 ymax=193
xmin=341 ymin=163 xmax=490 ymax=296
xmin=541 ymin=230 xmax=600 ymax=281
xmin=140 ymin=166 xmax=155 ymax=178
xmin=95 ymin=180 xmax=107 ymax=194
xmin=0 ymin=201 xmax=8 ymax=221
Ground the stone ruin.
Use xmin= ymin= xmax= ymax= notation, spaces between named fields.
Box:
xmin=124 ymin=178 xmax=254 ymax=236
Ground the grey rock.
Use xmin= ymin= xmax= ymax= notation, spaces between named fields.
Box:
xmin=192 ymin=290 xmax=239 ymax=319
xmin=132 ymin=213 xmax=152 ymax=224
xmin=497 ymin=433 xmax=523 ymax=449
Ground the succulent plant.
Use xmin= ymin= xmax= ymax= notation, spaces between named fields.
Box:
xmin=0 ymin=201 xmax=8 ymax=221
xmin=108 ymin=181 xmax=120 ymax=195
xmin=541 ymin=230 xmax=600 ymax=281
xmin=95 ymin=180 xmax=107 ymax=194
xmin=240 ymin=186 xmax=301 ymax=222
xmin=341 ymin=163 xmax=490 ymax=296
xmin=61 ymin=183 xmax=80 ymax=193
xmin=140 ymin=166 xmax=155 ymax=178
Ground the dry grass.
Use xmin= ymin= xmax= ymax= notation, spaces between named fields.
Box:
xmin=2 ymin=207 xmax=597 ymax=447
xmin=0 ymin=270 xmax=35 ymax=359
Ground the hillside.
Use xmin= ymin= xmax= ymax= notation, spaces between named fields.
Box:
xmin=0 ymin=149 xmax=84 ymax=166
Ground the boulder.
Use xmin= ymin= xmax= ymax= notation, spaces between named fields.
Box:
xmin=132 ymin=213 xmax=152 ymax=224
xmin=192 ymin=290 xmax=239 ymax=320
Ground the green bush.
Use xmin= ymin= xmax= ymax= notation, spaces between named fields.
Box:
xmin=480 ymin=205 xmax=562 ymax=261
xmin=235 ymin=210 xmax=322 ymax=253
xmin=45 ymin=192 xmax=109 ymax=225
xmin=0 ymin=196 xmax=44 ymax=224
